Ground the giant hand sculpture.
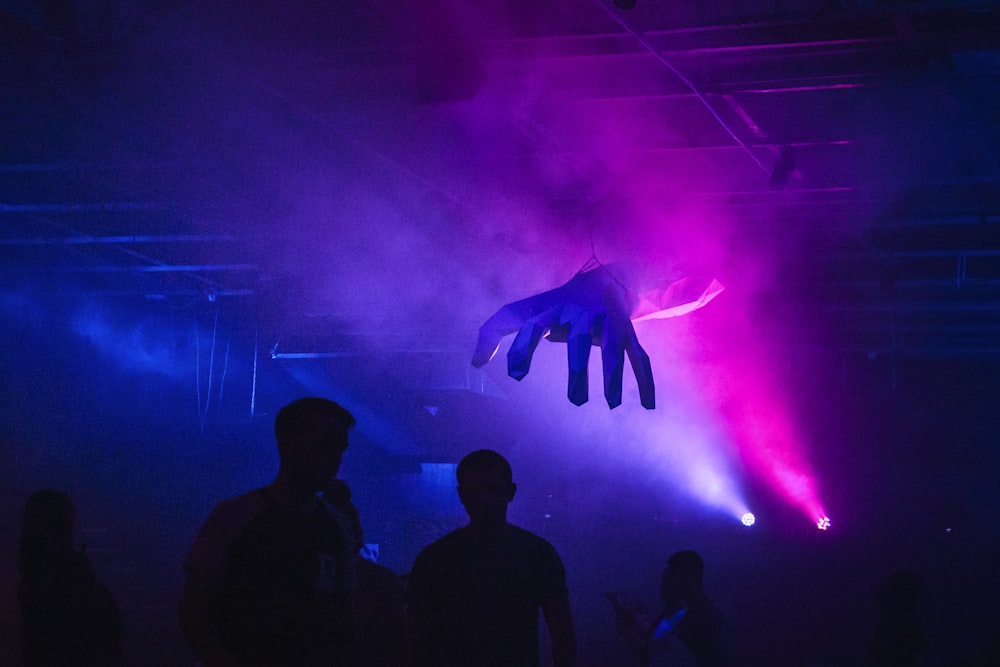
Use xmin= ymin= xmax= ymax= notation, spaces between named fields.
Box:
xmin=472 ymin=262 xmax=723 ymax=409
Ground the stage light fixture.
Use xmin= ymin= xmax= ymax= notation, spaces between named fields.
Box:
xmin=741 ymin=512 xmax=756 ymax=527
xmin=817 ymin=516 xmax=831 ymax=530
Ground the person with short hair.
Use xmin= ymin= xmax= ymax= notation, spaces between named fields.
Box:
xmin=179 ymin=397 xmax=359 ymax=667
xmin=405 ymin=449 xmax=576 ymax=667
xmin=658 ymin=550 xmax=728 ymax=667
xmin=612 ymin=549 xmax=728 ymax=667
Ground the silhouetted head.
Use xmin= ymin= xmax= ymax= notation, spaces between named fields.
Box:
xmin=274 ymin=397 xmax=355 ymax=494
xmin=457 ymin=449 xmax=516 ymax=528
xmin=660 ymin=549 xmax=705 ymax=610
xmin=19 ymin=489 xmax=76 ymax=573
xmin=324 ymin=478 xmax=363 ymax=551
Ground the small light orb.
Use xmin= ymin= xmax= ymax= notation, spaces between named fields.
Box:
xmin=817 ymin=516 xmax=831 ymax=530
xmin=741 ymin=512 xmax=756 ymax=527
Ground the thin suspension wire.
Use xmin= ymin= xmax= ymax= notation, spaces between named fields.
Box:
xmin=577 ymin=236 xmax=604 ymax=275
xmin=194 ymin=319 xmax=202 ymax=418
xmin=200 ymin=302 xmax=220 ymax=433
xmin=217 ymin=333 xmax=231 ymax=406
xmin=575 ymin=234 xmax=631 ymax=296
xmin=890 ymin=295 xmax=897 ymax=391
xmin=251 ymin=326 xmax=259 ymax=418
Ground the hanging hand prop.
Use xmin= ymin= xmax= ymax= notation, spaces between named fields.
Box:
xmin=472 ymin=262 xmax=723 ymax=409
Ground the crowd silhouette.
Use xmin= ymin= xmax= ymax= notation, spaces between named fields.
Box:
xmin=12 ymin=396 xmax=1000 ymax=667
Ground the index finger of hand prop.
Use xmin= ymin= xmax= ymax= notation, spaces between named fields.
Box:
xmin=472 ymin=302 xmax=532 ymax=367
xmin=507 ymin=322 xmax=547 ymax=381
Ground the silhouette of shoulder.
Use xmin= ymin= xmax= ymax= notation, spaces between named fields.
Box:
xmin=414 ymin=524 xmax=563 ymax=573
xmin=183 ymin=489 xmax=268 ymax=574
xmin=409 ymin=523 xmax=567 ymax=609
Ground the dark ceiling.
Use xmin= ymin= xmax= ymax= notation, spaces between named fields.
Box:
xmin=3 ymin=0 xmax=1000 ymax=444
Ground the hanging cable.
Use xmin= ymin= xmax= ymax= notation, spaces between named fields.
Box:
xmin=217 ymin=332 xmax=231 ymax=407
xmin=194 ymin=319 xmax=202 ymax=418
xmin=577 ymin=235 xmax=603 ymax=275
xmin=199 ymin=302 xmax=220 ymax=434
xmin=890 ymin=296 xmax=897 ymax=391
xmin=574 ymin=235 xmax=631 ymax=295
xmin=251 ymin=325 xmax=259 ymax=418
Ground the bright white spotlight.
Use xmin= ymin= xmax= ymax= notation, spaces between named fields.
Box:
xmin=741 ymin=512 xmax=755 ymax=527
xmin=817 ymin=516 xmax=831 ymax=530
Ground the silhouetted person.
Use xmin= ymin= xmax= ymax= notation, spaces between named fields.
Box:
xmin=612 ymin=550 xmax=727 ymax=667
xmin=18 ymin=489 xmax=121 ymax=667
xmin=179 ymin=397 xmax=359 ymax=667
xmin=405 ymin=449 xmax=576 ymax=667
xmin=324 ymin=478 xmax=406 ymax=667
xmin=866 ymin=569 xmax=925 ymax=667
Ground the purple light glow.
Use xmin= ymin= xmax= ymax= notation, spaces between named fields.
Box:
xmin=233 ymin=0 xmax=829 ymax=528
xmin=725 ymin=381 xmax=828 ymax=524
xmin=71 ymin=301 xmax=193 ymax=380
xmin=508 ymin=339 xmax=751 ymax=521
xmin=629 ymin=258 xmax=828 ymax=526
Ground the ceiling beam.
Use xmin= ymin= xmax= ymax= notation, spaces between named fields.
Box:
xmin=0 ymin=233 xmax=236 ymax=245
xmin=50 ymin=263 xmax=258 ymax=273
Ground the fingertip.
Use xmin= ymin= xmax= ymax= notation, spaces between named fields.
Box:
xmin=568 ymin=369 xmax=589 ymax=406
xmin=509 ymin=367 xmax=529 ymax=381
xmin=471 ymin=345 xmax=497 ymax=368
